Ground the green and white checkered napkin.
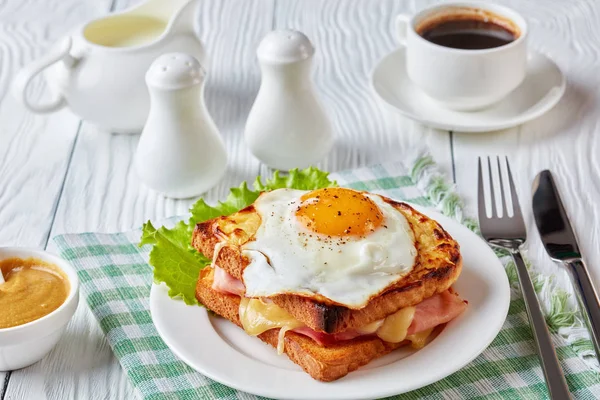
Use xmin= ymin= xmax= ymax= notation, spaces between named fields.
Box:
xmin=53 ymin=156 xmax=600 ymax=399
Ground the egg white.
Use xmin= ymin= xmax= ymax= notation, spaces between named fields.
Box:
xmin=241 ymin=189 xmax=417 ymax=308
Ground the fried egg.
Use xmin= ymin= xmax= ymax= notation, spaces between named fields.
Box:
xmin=241 ymin=188 xmax=417 ymax=308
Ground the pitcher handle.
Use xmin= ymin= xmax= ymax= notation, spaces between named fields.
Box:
xmin=395 ymin=14 xmax=411 ymax=46
xmin=12 ymin=37 xmax=75 ymax=113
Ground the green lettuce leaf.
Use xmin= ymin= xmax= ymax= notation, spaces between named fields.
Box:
xmin=254 ymin=167 xmax=337 ymax=191
xmin=140 ymin=167 xmax=337 ymax=305
xmin=140 ymin=221 xmax=210 ymax=305
xmin=189 ymin=182 xmax=260 ymax=226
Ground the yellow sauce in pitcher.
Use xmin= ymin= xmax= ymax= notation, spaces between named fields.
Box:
xmin=0 ymin=258 xmax=69 ymax=329
xmin=83 ymin=15 xmax=167 ymax=47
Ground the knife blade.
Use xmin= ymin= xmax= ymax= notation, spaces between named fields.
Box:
xmin=532 ymin=171 xmax=581 ymax=260
xmin=532 ymin=170 xmax=600 ymax=362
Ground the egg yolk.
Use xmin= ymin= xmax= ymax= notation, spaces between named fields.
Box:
xmin=295 ymin=188 xmax=383 ymax=237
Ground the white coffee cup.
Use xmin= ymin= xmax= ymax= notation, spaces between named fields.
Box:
xmin=396 ymin=2 xmax=528 ymax=111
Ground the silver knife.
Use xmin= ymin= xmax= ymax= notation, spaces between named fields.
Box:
xmin=532 ymin=170 xmax=600 ymax=362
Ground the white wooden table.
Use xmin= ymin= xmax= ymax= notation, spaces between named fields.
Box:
xmin=2 ymin=0 xmax=599 ymax=398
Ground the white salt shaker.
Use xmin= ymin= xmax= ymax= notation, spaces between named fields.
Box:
xmin=245 ymin=30 xmax=334 ymax=170
xmin=135 ymin=53 xmax=227 ymax=199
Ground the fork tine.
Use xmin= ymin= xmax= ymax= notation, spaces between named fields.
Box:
xmin=476 ymin=157 xmax=567 ymax=397
xmin=487 ymin=157 xmax=498 ymax=218
xmin=496 ymin=156 xmax=509 ymax=217
xmin=477 ymin=157 xmax=487 ymax=221
xmin=505 ymin=157 xmax=523 ymax=219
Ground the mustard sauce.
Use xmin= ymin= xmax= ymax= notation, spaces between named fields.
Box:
xmin=0 ymin=258 xmax=69 ymax=329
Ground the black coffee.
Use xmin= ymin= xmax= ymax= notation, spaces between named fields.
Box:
xmin=418 ymin=19 xmax=517 ymax=50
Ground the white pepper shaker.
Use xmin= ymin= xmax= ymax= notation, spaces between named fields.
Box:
xmin=245 ymin=30 xmax=334 ymax=170
xmin=135 ymin=53 xmax=227 ymax=199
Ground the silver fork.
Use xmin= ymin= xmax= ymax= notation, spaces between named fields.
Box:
xmin=478 ymin=156 xmax=571 ymax=400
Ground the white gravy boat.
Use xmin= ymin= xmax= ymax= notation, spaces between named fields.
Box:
xmin=12 ymin=0 xmax=205 ymax=134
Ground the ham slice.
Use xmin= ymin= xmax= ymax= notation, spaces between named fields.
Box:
xmin=211 ymin=266 xmax=467 ymax=343
xmin=291 ymin=327 xmax=332 ymax=345
xmin=291 ymin=291 xmax=467 ymax=345
xmin=212 ymin=266 xmax=245 ymax=296
xmin=407 ymin=290 xmax=468 ymax=335
xmin=291 ymin=327 xmax=364 ymax=346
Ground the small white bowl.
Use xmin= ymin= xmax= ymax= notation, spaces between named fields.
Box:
xmin=0 ymin=247 xmax=79 ymax=371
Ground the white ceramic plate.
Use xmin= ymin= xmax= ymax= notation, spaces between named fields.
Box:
xmin=371 ymin=46 xmax=566 ymax=132
xmin=150 ymin=205 xmax=510 ymax=400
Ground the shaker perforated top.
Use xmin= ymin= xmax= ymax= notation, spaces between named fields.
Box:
xmin=145 ymin=52 xmax=205 ymax=89
xmin=257 ymin=30 xmax=315 ymax=63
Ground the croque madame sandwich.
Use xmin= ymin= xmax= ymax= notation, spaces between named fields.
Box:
xmin=193 ymin=187 xmax=467 ymax=381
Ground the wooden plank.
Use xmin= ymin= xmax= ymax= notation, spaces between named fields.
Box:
xmin=261 ymin=0 xmax=452 ymax=178
xmin=0 ymin=2 xmax=112 ymax=245
xmin=452 ymin=0 xmax=600 ymax=288
xmin=0 ymin=0 xmax=112 ymax=396
xmin=3 ymin=0 xmax=274 ymax=398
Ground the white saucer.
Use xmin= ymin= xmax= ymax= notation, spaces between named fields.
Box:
xmin=150 ymin=204 xmax=511 ymax=400
xmin=371 ymin=46 xmax=566 ymax=132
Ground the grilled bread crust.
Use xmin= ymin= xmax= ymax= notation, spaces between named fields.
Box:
xmin=193 ymin=197 xmax=462 ymax=334
xmin=196 ymin=267 xmax=406 ymax=382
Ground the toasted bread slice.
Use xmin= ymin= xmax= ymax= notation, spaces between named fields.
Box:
xmin=193 ymin=196 xmax=462 ymax=334
xmin=196 ymin=267 xmax=407 ymax=382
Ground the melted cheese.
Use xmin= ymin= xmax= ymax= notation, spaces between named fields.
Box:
xmin=406 ymin=328 xmax=434 ymax=349
xmin=239 ymin=298 xmax=424 ymax=351
xmin=356 ymin=319 xmax=384 ymax=334
xmin=277 ymin=326 xmax=294 ymax=354
xmin=375 ymin=307 xmax=416 ymax=343
xmin=239 ymin=298 xmax=303 ymax=354
xmin=211 ymin=242 xmax=227 ymax=268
